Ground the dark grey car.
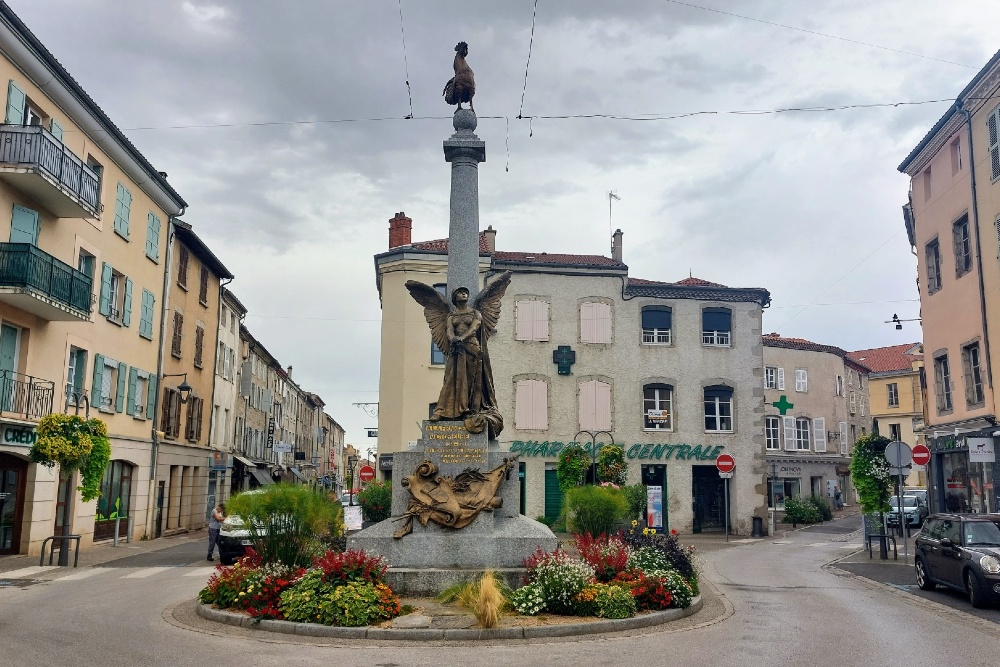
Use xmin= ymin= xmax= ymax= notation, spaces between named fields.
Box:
xmin=914 ymin=513 xmax=1000 ymax=609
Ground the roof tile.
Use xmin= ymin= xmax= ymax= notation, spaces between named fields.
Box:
xmin=847 ymin=343 xmax=922 ymax=374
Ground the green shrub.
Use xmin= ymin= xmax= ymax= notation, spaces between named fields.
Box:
xmin=627 ymin=546 xmax=670 ymax=573
xmin=621 ymin=484 xmax=647 ymax=522
xmin=356 ymin=480 xmax=392 ymax=523
xmin=620 ymin=525 xmax=697 ymax=581
xmin=278 ymin=571 xmax=399 ymax=626
xmin=509 ymin=582 xmax=546 ymax=615
xmin=565 ymin=485 xmax=627 ymax=538
xmin=226 ymin=484 xmax=344 ymax=568
xmin=596 ymin=445 xmax=627 ymax=485
xmin=557 ymin=443 xmax=590 ymax=492
xmin=808 ymin=495 xmax=833 ymax=522
xmin=781 ymin=496 xmax=820 ymax=526
xmin=850 ymin=433 xmax=893 ymax=515
xmin=523 ymin=548 xmax=595 ymax=615
xmin=573 ymin=583 xmax=636 ymax=618
xmin=639 ymin=568 xmax=695 ymax=609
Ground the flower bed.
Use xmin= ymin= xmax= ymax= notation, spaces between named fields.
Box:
xmin=199 ymin=547 xmax=401 ymax=627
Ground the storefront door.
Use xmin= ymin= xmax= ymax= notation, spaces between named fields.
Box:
xmin=0 ymin=454 xmax=26 ymax=554
xmin=692 ymin=465 xmax=728 ymax=532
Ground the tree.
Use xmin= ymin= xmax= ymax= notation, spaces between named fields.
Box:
xmin=849 ymin=434 xmax=892 ymax=515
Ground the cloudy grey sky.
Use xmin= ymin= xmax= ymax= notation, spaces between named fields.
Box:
xmin=11 ymin=0 xmax=999 ymax=444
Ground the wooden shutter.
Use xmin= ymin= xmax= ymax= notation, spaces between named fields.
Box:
xmin=185 ymin=398 xmax=195 ymax=441
xmin=146 ymin=212 xmax=160 ymax=260
xmin=579 ymin=380 xmax=597 ymax=430
xmin=839 ymin=421 xmax=848 ymax=453
xmin=795 ymin=369 xmax=807 ymax=392
xmin=114 ymin=183 xmax=131 ymax=237
xmin=989 ymin=110 xmax=1000 ymax=181
xmin=534 ymin=380 xmax=548 ymax=430
xmin=146 ymin=375 xmax=156 ymax=422
xmin=199 ymin=266 xmax=209 ymax=303
xmin=580 ymin=303 xmax=596 ymax=343
xmin=126 ymin=367 xmax=138 ymax=416
xmin=160 ymin=388 xmax=173 ymax=436
xmin=172 ymin=312 xmax=183 ymax=357
xmin=783 ymin=416 xmax=796 ymax=451
xmin=777 ymin=368 xmax=785 ymax=390
xmin=122 ymin=278 xmax=133 ymax=327
xmin=533 ymin=301 xmax=549 ymax=342
xmin=594 ymin=303 xmax=612 ymax=343
xmin=849 ymin=391 xmax=857 ymax=414
xmin=962 ymin=348 xmax=975 ymax=405
xmin=813 ymin=417 xmax=827 ymax=453
xmin=10 ymin=205 xmax=38 ymax=245
xmin=139 ymin=289 xmax=154 ymax=339
xmin=99 ymin=263 xmax=112 ymax=316
xmin=595 ymin=380 xmax=611 ymax=430
xmin=515 ymin=302 xmax=533 ymax=341
xmin=91 ymin=353 xmax=105 ymax=405
xmin=177 ymin=247 xmax=189 ymax=288
xmin=194 ymin=327 xmax=204 ymax=368
xmin=514 ymin=380 xmax=532 ymax=428
xmin=5 ymin=80 xmax=25 ymax=124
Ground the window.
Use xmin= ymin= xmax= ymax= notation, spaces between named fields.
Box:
xmin=989 ymin=106 xmax=1000 ymax=181
xmin=641 ymin=307 xmax=671 ymax=345
xmin=113 ymin=182 xmax=131 ymax=239
xmin=10 ymin=205 xmax=39 ymax=245
xmin=199 ymin=266 xmax=209 ymax=305
xmin=887 ymin=382 xmax=899 ymax=408
xmin=77 ymin=250 xmax=95 ymax=280
xmin=161 ymin=387 xmax=181 ymax=439
xmin=145 ymin=212 xmax=160 ymax=261
xmin=703 ymin=386 xmax=733 ymax=432
xmin=99 ymin=263 xmax=133 ymax=326
xmin=217 ymin=342 xmax=226 ymax=376
xmin=579 ymin=379 xmax=611 ymax=431
xmin=515 ymin=300 xmax=549 ymax=341
xmin=889 ymin=423 xmax=902 ymax=441
xmin=514 ymin=379 xmax=548 ymax=430
xmin=953 ymin=215 xmax=972 ymax=278
xmin=769 ymin=478 xmax=800 ymax=510
xmin=95 ymin=460 xmax=132 ymax=529
xmin=922 ymin=167 xmax=932 ymax=201
xmin=5 ymin=81 xmax=47 ymax=128
xmin=849 ymin=391 xmax=857 ymax=414
xmin=813 ymin=417 xmax=826 ymax=452
xmin=185 ymin=396 xmax=204 ymax=442
xmin=951 ymin=138 xmax=963 ymax=174
xmin=962 ymin=343 xmax=985 ymax=406
xmin=126 ymin=368 xmax=151 ymax=419
xmin=66 ymin=346 xmax=87 ymax=404
xmin=431 ymin=284 xmax=447 ymax=364
xmin=933 ymin=354 xmax=953 ymax=412
xmin=701 ymin=308 xmax=731 ymax=346
xmin=194 ymin=326 xmax=205 ymax=368
xmin=91 ymin=354 xmax=125 ymax=413
xmin=171 ymin=311 xmax=183 ymax=358
xmin=840 ymin=422 xmax=848 ymax=454
xmin=765 ymin=416 xmax=780 ymax=450
xmin=794 ymin=369 xmax=808 ymax=393
xmin=177 ymin=246 xmax=189 ymax=289
xmin=764 ymin=366 xmax=785 ymax=390
xmin=580 ymin=302 xmax=612 ymax=344
xmin=794 ymin=417 xmax=811 ymax=450
xmin=138 ymin=289 xmax=155 ymax=340
xmin=925 ymin=239 xmax=942 ymax=294
xmin=836 ymin=375 xmax=844 ymax=397
xmin=643 ymin=384 xmax=673 ymax=430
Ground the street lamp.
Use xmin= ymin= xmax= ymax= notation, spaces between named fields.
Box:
xmin=885 ymin=314 xmax=920 ymax=331
xmin=161 ymin=372 xmax=192 ymax=403
xmin=575 ymin=430 xmax=614 ymax=484
xmin=347 ymin=455 xmax=359 ymax=506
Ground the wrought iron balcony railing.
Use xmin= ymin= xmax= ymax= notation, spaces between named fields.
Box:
xmin=0 ymin=243 xmax=93 ymax=316
xmin=0 ymin=125 xmax=101 ymax=217
xmin=0 ymin=370 xmax=55 ymax=421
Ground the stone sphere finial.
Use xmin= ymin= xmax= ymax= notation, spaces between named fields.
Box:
xmin=453 ymin=108 xmax=477 ymax=132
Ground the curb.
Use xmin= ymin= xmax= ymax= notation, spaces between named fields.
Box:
xmin=195 ymin=595 xmax=703 ymax=641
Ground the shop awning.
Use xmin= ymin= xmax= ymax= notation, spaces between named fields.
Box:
xmin=249 ymin=468 xmax=273 ymax=486
xmin=233 ymin=455 xmax=255 ymax=468
xmin=289 ymin=466 xmax=307 ymax=483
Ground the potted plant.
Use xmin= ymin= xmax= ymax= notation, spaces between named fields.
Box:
xmin=356 ymin=479 xmax=392 ymax=528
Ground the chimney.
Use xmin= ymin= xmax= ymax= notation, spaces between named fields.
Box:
xmin=388 ymin=212 xmax=412 ymax=249
xmin=483 ymin=225 xmax=496 ymax=253
xmin=286 ymin=365 xmax=293 ymax=378
xmin=612 ymin=229 xmax=623 ymax=262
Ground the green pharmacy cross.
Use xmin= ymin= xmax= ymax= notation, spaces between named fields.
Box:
xmin=553 ymin=345 xmax=576 ymax=375
xmin=772 ymin=395 xmax=794 ymax=415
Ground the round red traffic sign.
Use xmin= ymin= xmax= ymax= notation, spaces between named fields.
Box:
xmin=358 ymin=465 xmax=376 ymax=483
xmin=912 ymin=444 xmax=931 ymax=466
xmin=716 ymin=453 xmax=736 ymax=474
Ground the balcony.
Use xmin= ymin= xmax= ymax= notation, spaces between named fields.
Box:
xmin=0 ymin=125 xmax=101 ymax=218
xmin=0 ymin=370 xmax=54 ymax=421
xmin=0 ymin=243 xmax=93 ymax=320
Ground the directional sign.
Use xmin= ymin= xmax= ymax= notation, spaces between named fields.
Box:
xmin=912 ymin=444 xmax=930 ymax=466
xmin=274 ymin=443 xmax=292 ymax=454
xmin=716 ymin=453 xmax=736 ymax=474
xmin=884 ymin=441 xmax=912 ymax=467
xmin=358 ymin=465 xmax=376 ymax=483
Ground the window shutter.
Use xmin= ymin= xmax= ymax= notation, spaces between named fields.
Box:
xmin=813 ymin=417 xmax=826 ymax=453
xmin=533 ymin=379 xmax=548 ymax=430
xmin=5 ymin=80 xmax=25 ymax=124
xmin=595 ymin=303 xmax=612 ymax=343
xmin=185 ymin=399 xmax=195 ymax=441
xmin=91 ymin=353 xmax=105 ymax=403
xmin=122 ymin=278 xmax=133 ymax=327
xmin=799 ymin=370 xmax=808 ymax=392
xmin=115 ymin=362 xmax=127 ymax=412
xmin=579 ymin=380 xmax=597 ymax=430
xmin=99 ymin=262 xmax=112 ymax=316
xmin=849 ymin=391 xmax=857 ymax=414
xmin=595 ymin=381 xmax=612 ymax=430
xmin=515 ymin=380 xmax=531 ymax=428
xmin=139 ymin=289 xmax=154 ymax=339
xmin=146 ymin=375 xmax=156 ymax=422
xmin=777 ymin=368 xmax=785 ymax=390
xmin=10 ymin=205 xmax=39 ymax=245
xmin=146 ymin=212 xmax=160 ymax=260
xmin=126 ymin=367 xmax=138 ymax=416
xmin=839 ymin=422 xmax=848 ymax=453
xmin=114 ymin=183 xmax=131 ymax=237
xmin=534 ymin=301 xmax=549 ymax=342
xmin=49 ymin=119 xmax=63 ymax=142
xmin=989 ymin=110 xmax=1000 ymax=180
xmin=783 ymin=416 xmax=796 ymax=451
xmin=580 ymin=303 xmax=596 ymax=343
xmin=515 ymin=302 xmax=533 ymax=341
xmin=962 ymin=350 xmax=975 ymax=405
xmin=161 ymin=389 xmax=173 ymax=436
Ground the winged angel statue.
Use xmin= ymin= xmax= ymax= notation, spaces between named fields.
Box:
xmin=405 ymin=272 xmax=513 ymax=438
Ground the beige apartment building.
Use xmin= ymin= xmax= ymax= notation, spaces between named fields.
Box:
xmin=321 ymin=411 xmax=345 ymax=494
xmin=376 ymin=215 xmax=772 ymax=534
xmin=0 ymin=5 xmax=188 ymax=555
xmin=208 ymin=288 xmax=245 ymax=506
xmin=762 ymin=335 xmax=871 ymax=511
xmin=899 ymin=50 xmax=1000 ymax=514
xmin=848 ymin=343 xmax=926 ymax=486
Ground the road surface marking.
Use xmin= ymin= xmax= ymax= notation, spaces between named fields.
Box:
xmin=123 ymin=567 xmax=172 ymax=579
xmin=184 ymin=567 xmax=217 ymax=577
xmin=1 ymin=566 xmax=58 ymax=578
xmin=54 ymin=569 xmax=108 ymax=581
xmin=808 ymin=542 xmax=829 ymax=547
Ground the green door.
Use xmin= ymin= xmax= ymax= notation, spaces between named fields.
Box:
xmin=0 ymin=324 xmax=17 ymax=412
xmin=544 ymin=469 xmax=562 ymax=522
xmin=9 ymin=206 xmax=38 ymax=245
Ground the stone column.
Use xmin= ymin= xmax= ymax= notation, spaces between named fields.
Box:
xmin=443 ymin=109 xmax=486 ymax=302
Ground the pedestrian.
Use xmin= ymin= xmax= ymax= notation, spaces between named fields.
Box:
xmin=834 ymin=486 xmax=843 ymax=510
xmin=207 ymin=502 xmax=225 ymax=561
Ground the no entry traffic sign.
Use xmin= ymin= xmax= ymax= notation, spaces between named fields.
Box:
xmin=716 ymin=453 xmax=736 ymax=474
xmin=359 ymin=465 xmax=376 ymax=483
xmin=912 ymin=444 xmax=931 ymax=466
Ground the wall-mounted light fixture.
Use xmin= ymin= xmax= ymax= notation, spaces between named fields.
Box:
xmin=885 ymin=313 xmax=921 ymax=330
xmin=162 ymin=372 xmax=192 ymax=403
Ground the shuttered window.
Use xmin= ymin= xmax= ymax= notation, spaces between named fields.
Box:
xmin=813 ymin=417 xmax=827 ymax=453
xmin=795 ymin=418 xmax=811 ymax=450
xmin=171 ymin=311 xmax=183 ymax=358
xmin=194 ymin=326 xmax=205 ymax=368
xmin=925 ymin=240 xmax=942 ymax=294
xmin=10 ymin=205 xmax=39 ymax=245
xmin=139 ymin=289 xmax=155 ymax=340
xmin=580 ymin=302 xmax=612 ymax=344
xmin=113 ymin=183 xmax=131 ymax=239
xmin=515 ymin=300 xmax=549 ymax=341
xmin=795 ymin=369 xmax=808 ymax=392
xmin=177 ymin=246 xmax=189 ymax=289
xmin=579 ymin=379 xmax=611 ymax=431
xmin=5 ymin=80 xmax=25 ymax=125
xmin=783 ymin=416 xmax=796 ymax=451
xmin=186 ymin=397 xmax=204 ymax=442
xmin=145 ymin=212 xmax=160 ymax=261
xmin=199 ymin=266 xmax=209 ymax=304
xmin=765 ymin=416 xmax=780 ymax=450
xmin=989 ymin=107 xmax=1000 ymax=181
xmin=514 ymin=379 xmax=548 ymax=430
xmin=161 ymin=387 xmax=181 ymax=439
xmin=839 ymin=422 xmax=848 ymax=454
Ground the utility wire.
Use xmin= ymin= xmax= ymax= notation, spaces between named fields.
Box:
xmin=518 ymin=0 xmax=539 ymax=118
xmin=397 ymin=0 xmax=414 ymax=119
xmin=663 ymin=0 xmax=975 ymax=69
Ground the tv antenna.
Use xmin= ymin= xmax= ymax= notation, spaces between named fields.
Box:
xmin=607 ymin=191 xmax=620 ymax=253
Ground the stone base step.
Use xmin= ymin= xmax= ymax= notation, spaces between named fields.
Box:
xmin=385 ymin=567 xmax=525 ymax=597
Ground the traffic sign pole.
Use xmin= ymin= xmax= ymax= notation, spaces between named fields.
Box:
xmin=715 ymin=454 xmax=735 ymax=542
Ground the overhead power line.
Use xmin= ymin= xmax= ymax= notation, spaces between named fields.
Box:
xmin=397 ymin=0 xmax=414 ymax=119
xmin=518 ymin=0 xmax=539 ymax=118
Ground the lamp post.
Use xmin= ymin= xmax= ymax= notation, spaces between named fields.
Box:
xmin=575 ymin=430 xmax=614 ymax=484
xmin=347 ymin=455 xmax=359 ymax=506
xmin=769 ymin=460 xmax=778 ymax=536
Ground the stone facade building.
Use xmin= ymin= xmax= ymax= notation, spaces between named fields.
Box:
xmin=375 ymin=217 xmax=771 ymax=534
xmin=762 ymin=335 xmax=872 ymax=511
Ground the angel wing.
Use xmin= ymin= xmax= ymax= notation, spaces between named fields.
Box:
xmin=473 ymin=271 xmax=513 ymax=341
xmin=405 ymin=280 xmax=451 ymax=354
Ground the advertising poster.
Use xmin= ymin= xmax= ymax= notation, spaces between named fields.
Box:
xmin=646 ymin=485 xmax=663 ymax=532
xmin=344 ymin=505 xmax=363 ymax=531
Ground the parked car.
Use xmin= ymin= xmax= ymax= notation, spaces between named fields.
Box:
xmin=217 ymin=489 xmax=264 ymax=565
xmin=339 ymin=492 xmax=358 ymax=507
xmin=904 ymin=488 xmax=929 ymax=508
xmin=914 ymin=513 xmax=1000 ymax=608
xmin=886 ymin=494 xmax=928 ymax=527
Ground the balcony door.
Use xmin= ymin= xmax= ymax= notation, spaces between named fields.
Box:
xmin=0 ymin=324 xmax=19 ymax=412
xmin=9 ymin=205 xmax=38 ymax=245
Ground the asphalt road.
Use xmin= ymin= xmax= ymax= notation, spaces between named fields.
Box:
xmin=1 ymin=519 xmax=998 ymax=666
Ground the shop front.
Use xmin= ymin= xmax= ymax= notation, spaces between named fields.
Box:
xmin=764 ymin=455 xmax=851 ymax=510
xmin=927 ymin=432 xmax=997 ymax=515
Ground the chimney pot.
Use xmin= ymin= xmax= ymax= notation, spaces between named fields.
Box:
xmin=612 ymin=228 xmax=623 ymax=262
xmin=483 ymin=225 xmax=497 ymax=253
xmin=388 ymin=212 xmax=412 ymax=249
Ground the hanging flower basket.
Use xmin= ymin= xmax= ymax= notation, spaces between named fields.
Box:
xmin=29 ymin=414 xmax=110 ymax=502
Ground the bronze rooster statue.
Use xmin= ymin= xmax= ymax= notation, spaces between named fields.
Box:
xmin=443 ymin=41 xmax=475 ymax=111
